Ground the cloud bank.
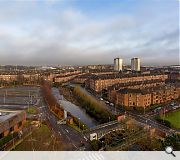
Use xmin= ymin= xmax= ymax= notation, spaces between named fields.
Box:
xmin=0 ymin=0 xmax=179 ymax=66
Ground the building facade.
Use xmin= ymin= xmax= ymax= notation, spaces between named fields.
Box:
xmin=0 ymin=74 xmax=18 ymax=82
xmin=116 ymin=85 xmax=180 ymax=108
xmin=108 ymin=79 xmax=165 ymax=103
xmin=0 ymin=110 xmax=26 ymax=140
xmin=54 ymin=72 xmax=84 ymax=83
xmin=86 ymin=73 xmax=168 ymax=93
xmin=131 ymin=58 xmax=140 ymax=71
xmin=114 ymin=58 xmax=123 ymax=71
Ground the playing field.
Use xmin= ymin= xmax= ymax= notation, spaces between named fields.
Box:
xmin=162 ymin=109 xmax=180 ymax=129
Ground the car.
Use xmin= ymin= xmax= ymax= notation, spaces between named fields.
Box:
xmin=173 ymin=106 xmax=179 ymax=109
xmin=105 ymin=101 xmax=109 ymax=104
xmin=100 ymin=98 xmax=103 ymax=101
xmin=170 ymin=102 xmax=176 ymax=106
xmin=110 ymin=103 xmax=114 ymax=106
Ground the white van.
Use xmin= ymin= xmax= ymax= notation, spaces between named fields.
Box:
xmin=90 ymin=133 xmax=98 ymax=141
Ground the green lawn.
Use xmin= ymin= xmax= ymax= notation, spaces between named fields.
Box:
xmin=15 ymin=124 xmax=64 ymax=151
xmin=161 ymin=109 xmax=180 ymax=129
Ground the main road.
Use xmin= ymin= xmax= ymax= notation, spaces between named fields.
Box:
xmin=38 ymin=98 xmax=90 ymax=151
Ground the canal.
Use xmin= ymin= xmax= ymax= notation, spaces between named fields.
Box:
xmin=52 ymin=87 xmax=98 ymax=128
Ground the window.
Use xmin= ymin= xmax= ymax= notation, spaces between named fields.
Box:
xmin=10 ymin=127 xmax=14 ymax=132
xmin=18 ymin=121 xmax=22 ymax=127
xmin=0 ymin=133 xmax=3 ymax=139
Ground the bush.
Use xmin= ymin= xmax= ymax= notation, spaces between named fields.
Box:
xmin=162 ymin=134 xmax=180 ymax=151
xmin=90 ymin=140 xmax=101 ymax=151
xmin=0 ymin=135 xmax=12 ymax=147
xmin=0 ymin=133 xmax=18 ymax=147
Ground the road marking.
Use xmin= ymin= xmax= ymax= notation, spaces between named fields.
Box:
xmin=66 ymin=135 xmax=71 ymax=141
xmin=72 ymin=143 xmax=78 ymax=149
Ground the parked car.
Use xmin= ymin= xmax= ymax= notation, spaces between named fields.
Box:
xmin=110 ymin=103 xmax=114 ymax=106
xmin=173 ymin=106 xmax=179 ymax=110
xmin=105 ymin=101 xmax=109 ymax=104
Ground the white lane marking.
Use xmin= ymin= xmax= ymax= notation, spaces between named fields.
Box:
xmin=65 ymin=129 xmax=69 ymax=133
xmin=72 ymin=143 xmax=78 ymax=149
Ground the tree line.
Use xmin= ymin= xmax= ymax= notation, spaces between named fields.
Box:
xmin=73 ymin=86 xmax=116 ymax=123
xmin=41 ymin=79 xmax=64 ymax=119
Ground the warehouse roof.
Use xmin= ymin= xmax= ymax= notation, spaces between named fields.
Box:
xmin=0 ymin=110 xmax=26 ymax=133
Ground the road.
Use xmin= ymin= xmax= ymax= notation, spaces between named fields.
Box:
xmin=84 ymin=120 xmax=126 ymax=140
xmin=127 ymin=112 xmax=178 ymax=134
xmin=37 ymin=98 xmax=90 ymax=151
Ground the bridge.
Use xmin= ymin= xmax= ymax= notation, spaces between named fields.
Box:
xmin=83 ymin=118 xmax=152 ymax=151
xmin=83 ymin=120 xmax=129 ymax=140
xmin=83 ymin=114 xmax=176 ymax=142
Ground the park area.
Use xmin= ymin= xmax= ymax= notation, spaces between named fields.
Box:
xmin=15 ymin=124 xmax=64 ymax=151
xmin=160 ymin=109 xmax=180 ymax=129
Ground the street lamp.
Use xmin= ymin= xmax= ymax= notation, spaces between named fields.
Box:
xmin=102 ymin=140 xmax=104 ymax=148
xmin=3 ymin=93 xmax=6 ymax=104
xmin=144 ymin=107 xmax=145 ymax=115
xmin=12 ymin=131 xmax=15 ymax=150
xmin=28 ymin=101 xmax=30 ymax=112
xmin=78 ymin=118 xmax=80 ymax=131
xmin=82 ymin=124 xmax=84 ymax=133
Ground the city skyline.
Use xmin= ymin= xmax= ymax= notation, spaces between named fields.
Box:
xmin=0 ymin=0 xmax=179 ymax=66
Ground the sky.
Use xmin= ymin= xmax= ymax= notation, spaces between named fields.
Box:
xmin=0 ymin=0 xmax=179 ymax=66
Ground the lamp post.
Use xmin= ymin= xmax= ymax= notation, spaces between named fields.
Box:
xmin=78 ymin=118 xmax=80 ymax=131
xmin=28 ymin=101 xmax=30 ymax=112
xmin=12 ymin=131 xmax=14 ymax=150
xmin=144 ymin=107 xmax=145 ymax=115
xmin=102 ymin=140 xmax=104 ymax=149
xmin=82 ymin=124 xmax=84 ymax=133
xmin=3 ymin=93 xmax=5 ymax=104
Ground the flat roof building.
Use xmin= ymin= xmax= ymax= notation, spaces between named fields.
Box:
xmin=0 ymin=110 xmax=26 ymax=140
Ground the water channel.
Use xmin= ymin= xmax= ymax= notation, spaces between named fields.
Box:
xmin=52 ymin=87 xmax=98 ymax=128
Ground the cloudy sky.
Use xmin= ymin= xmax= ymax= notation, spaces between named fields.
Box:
xmin=0 ymin=0 xmax=179 ymax=66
